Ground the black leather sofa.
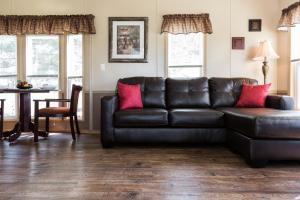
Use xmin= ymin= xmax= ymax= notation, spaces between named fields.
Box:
xmin=101 ymin=77 xmax=300 ymax=167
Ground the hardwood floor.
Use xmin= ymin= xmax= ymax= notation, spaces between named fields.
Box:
xmin=1 ymin=133 xmax=300 ymax=200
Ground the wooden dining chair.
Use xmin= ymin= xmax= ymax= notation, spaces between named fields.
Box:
xmin=33 ymin=85 xmax=82 ymax=142
xmin=0 ymin=99 xmax=4 ymax=140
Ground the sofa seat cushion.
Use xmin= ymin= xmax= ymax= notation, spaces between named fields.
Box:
xmin=114 ymin=109 xmax=168 ymax=128
xmin=169 ymin=109 xmax=224 ymax=128
xmin=218 ymin=108 xmax=300 ymax=139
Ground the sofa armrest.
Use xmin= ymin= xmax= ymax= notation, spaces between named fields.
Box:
xmin=101 ymin=95 xmax=119 ymax=148
xmin=266 ymin=95 xmax=295 ymax=110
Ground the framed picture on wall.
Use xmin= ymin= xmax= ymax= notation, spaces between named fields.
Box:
xmin=249 ymin=19 xmax=262 ymax=32
xmin=109 ymin=17 xmax=148 ymax=63
xmin=232 ymin=37 xmax=245 ymax=50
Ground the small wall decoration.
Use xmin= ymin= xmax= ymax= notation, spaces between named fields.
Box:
xmin=109 ymin=17 xmax=148 ymax=63
xmin=232 ymin=37 xmax=245 ymax=50
xmin=249 ymin=19 xmax=262 ymax=32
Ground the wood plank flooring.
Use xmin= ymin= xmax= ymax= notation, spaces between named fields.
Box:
xmin=1 ymin=133 xmax=300 ymax=200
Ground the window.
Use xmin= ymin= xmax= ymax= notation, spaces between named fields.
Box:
xmin=0 ymin=36 xmax=17 ymax=118
xmin=67 ymin=35 xmax=83 ymax=118
xmin=291 ymin=25 xmax=300 ymax=61
xmin=0 ymin=35 xmax=84 ymax=119
xmin=291 ymin=25 xmax=300 ymax=109
xmin=167 ymin=33 xmax=204 ymax=78
xmin=26 ymin=35 xmax=60 ymax=112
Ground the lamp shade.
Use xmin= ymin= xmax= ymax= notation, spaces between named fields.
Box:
xmin=252 ymin=41 xmax=279 ymax=61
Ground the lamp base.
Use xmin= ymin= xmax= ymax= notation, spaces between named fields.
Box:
xmin=262 ymin=61 xmax=269 ymax=85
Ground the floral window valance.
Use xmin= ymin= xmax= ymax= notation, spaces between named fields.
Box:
xmin=0 ymin=14 xmax=96 ymax=35
xmin=161 ymin=14 xmax=213 ymax=34
xmin=278 ymin=2 xmax=300 ymax=31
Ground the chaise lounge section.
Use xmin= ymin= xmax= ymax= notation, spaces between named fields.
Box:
xmin=223 ymin=107 xmax=300 ymax=167
xmin=101 ymin=77 xmax=299 ymax=167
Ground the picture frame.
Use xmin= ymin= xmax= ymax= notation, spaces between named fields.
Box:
xmin=232 ymin=37 xmax=245 ymax=50
xmin=109 ymin=17 xmax=148 ymax=63
xmin=249 ymin=19 xmax=262 ymax=32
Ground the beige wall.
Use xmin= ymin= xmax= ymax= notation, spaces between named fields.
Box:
xmin=230 ymin=0 xmax=280 ymax=91
xmin=0 ymin=0 xmax=283 ymax=92
xmin=0 ymin=0 xmax=291 ymax=130
xmin=277 ymin=0 xmax=296 ymax=95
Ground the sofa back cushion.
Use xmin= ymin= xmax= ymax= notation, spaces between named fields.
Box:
xmin=118 ymin=77 xmax=166 ymax=108
xmin=209 ymin=78 xmax=258 ymax=108
xmin=166 ymin=78 xmax=210 ymax=108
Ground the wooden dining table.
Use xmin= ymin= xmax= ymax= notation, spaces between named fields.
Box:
xmin=1 ymin=88 xmax=50 ymax=142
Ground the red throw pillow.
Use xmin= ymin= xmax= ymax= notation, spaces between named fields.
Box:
xmin=236 ymin=83 xmax=271 ymax=108
xmin=117 ymin=82 xmax=143 ymax=110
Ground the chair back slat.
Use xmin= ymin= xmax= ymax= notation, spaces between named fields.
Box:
xmin=70 ymin=84 xmax=82 ymax=114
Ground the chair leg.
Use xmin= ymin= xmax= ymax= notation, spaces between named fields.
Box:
xmin=34 ymin=115 xmax=39 ymax=143
xmin=0 ymin=115 xmax=3 ymax=140
xmin=70 ymin=116 xmax=76 ymax=140
xmin=74 ymin=115 xmax=80 ymax=135
xmin=45 ymin=117 xmax=49 ymax=133
xmin=34 ymin=100 xmax=39 ymax=142
xmin=0 ymin=101 xmax=3 ymax=140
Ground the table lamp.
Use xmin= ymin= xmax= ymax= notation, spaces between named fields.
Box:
xmin=252 ymin=41 xmax=279 ymax=84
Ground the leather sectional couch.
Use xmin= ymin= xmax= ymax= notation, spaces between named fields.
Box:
xmin=101 ymin=77 xmax=300 ymax=167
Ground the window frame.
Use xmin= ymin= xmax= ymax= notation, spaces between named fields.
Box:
xmin=0 ymin=34 xmax=85 ymax=121
xmin=66 ymin=34 xmax=84 ymax=120
xmin=290 ymin=25 xmax=300 ymax=108
xmin=0 ymin=35 xmax=19 ymax=119
xmin=165 ymin=33 xmax=206 ymax=78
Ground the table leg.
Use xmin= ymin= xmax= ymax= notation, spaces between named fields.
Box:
xmin=4 ymin=93 xmax=33 ymax=142
xmin=20 ymin=93 xmax=32 ymax=132
xmin=3 ymin=123 xmax=19 ymax=138
xmin=2 ymin=123 xmax=21 ymax=142
xmin=3 ymin=93 xmax=48 ymax=143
